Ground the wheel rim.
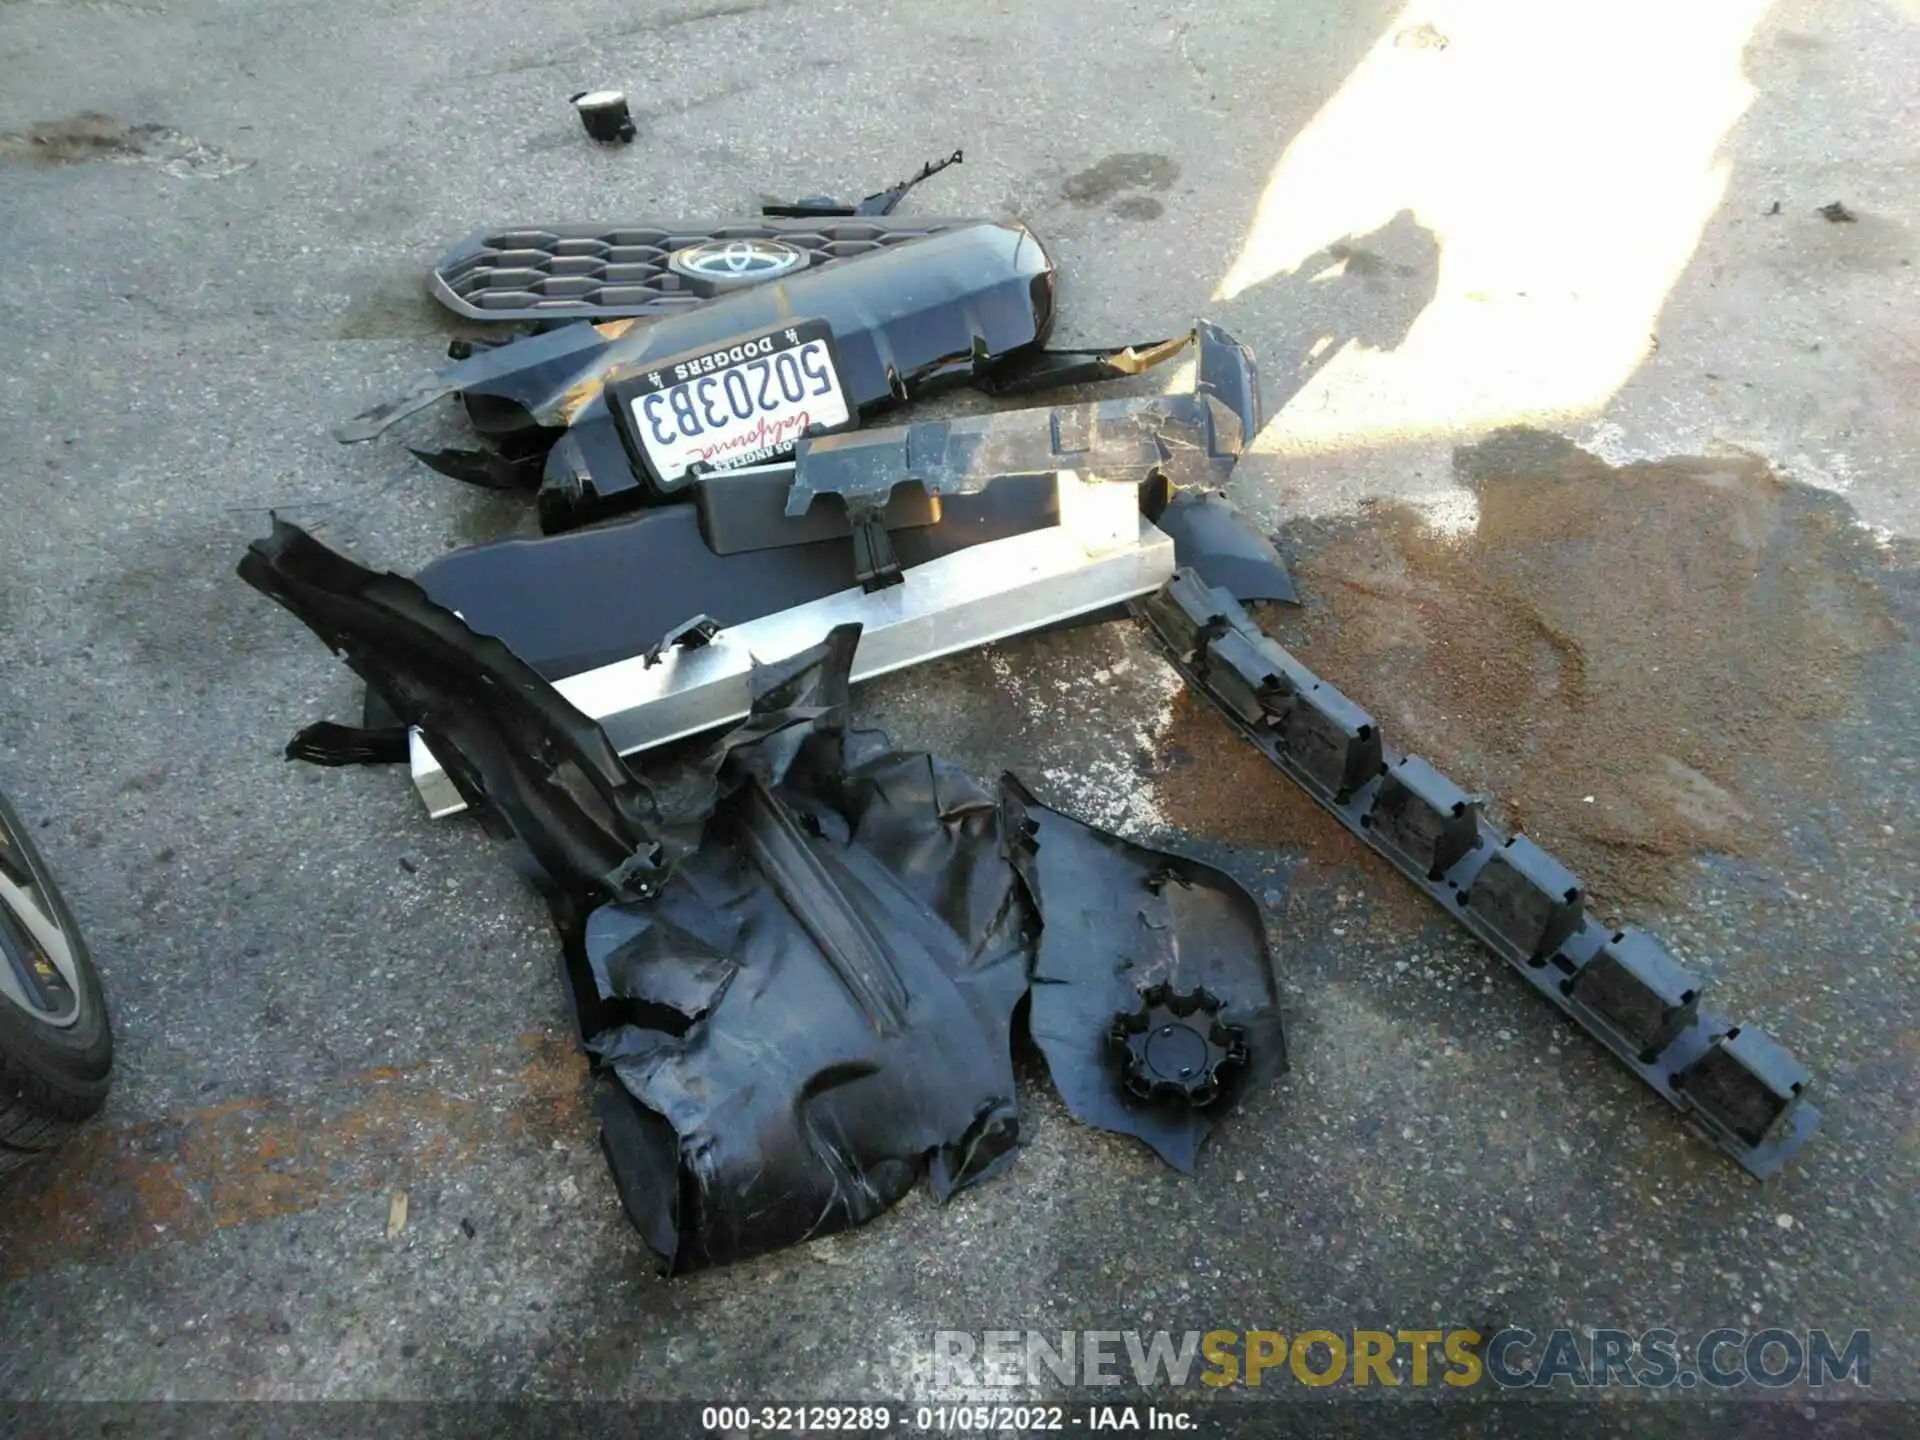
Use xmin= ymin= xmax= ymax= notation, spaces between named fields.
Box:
xmin=0 ymin=822 xmax=82 ymax=1029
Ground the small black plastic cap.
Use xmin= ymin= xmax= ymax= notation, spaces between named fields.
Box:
xmin=571 ymin=90 xmax=636 ymax=144
xmin=1108 ymin=984 xmax=1249 ymax=1107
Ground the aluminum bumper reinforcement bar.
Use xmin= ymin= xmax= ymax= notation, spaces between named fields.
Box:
xmin=412 ymin=470 xmax=1173 ymax=817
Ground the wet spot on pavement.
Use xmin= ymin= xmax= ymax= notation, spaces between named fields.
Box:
xmin=1275 ymin=427 xmax=1903 ymax=909
xmin=1060 ymin=152 xmax=1179 ymax=208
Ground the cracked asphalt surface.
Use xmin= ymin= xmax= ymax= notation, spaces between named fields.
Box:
xmin=0 ymin=0 xmax=1916 ymax=1428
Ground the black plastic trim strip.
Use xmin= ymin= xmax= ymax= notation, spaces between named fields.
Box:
xmin=1136 ymin=569 xmax=1819 ymax=1179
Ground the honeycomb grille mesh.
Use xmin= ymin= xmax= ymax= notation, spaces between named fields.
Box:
xmin=432 ymin=218 xmax=970 ymax=319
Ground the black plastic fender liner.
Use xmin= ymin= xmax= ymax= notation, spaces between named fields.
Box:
xmin=1136 ymin=569 xmax=1820 ymax=1179
xmin=237 ymin=520 xmax=680 ymax=901
xmin=577 ymin=629 xmax=1033 ymax=1273
xmin=243 ymin=534 xmax=1309 ymax=1266
xmin=1003 ymin=775 xmax=1286 ymax=1173
xmin=593 ymin=1076 xmax=685 ymax=1263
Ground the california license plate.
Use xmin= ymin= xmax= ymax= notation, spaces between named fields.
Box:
xmin=614 ymin=320 xmax=852 ymax=488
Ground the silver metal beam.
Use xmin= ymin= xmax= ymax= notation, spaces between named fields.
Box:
xmin=412 ymin=471 xmax=1173 ymax=818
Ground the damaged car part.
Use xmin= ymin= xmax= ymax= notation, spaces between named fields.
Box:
xmin=406 ymin=473 xmax=1061 ymax=681
xmin=394 ymin=477 xmax=1286 ymax=686
xmin=570 ymin=90 xmax=635 ymax=144
xmin=585 ymin=627 xmax=1031 ymax=1270
xmin=408 ymin=468 xmax=1175 ymax=818
xmin=586 ymin=639 xmax=1280 ymax=1266
xmin=1137 ymin=569 xmax=1818 ymax=1179
xmin=430 ymin=151 xmax=968 ymax=320
xmin=237 ymin=566 xmax=1030 ymax=1270
xmin=348 ymin=220 xmax=1094 ymax=530
xmin=425 ymin=214 xmax=979 ymax=323
xmin=350 ymin=220 xmax=1053 ymax=441
xmin=240 ymin=536 xmax=1284 ymax=1269
xmin=357 ymin=217 xmax=1200 ymax=533
xmin=387 ymin=323 xmax=1290 ymax=682
xmin=1109 ymin=985 xmax=1247 ymax=1107
xmin=761 ymin=148 xmax=964 ymax=218
xmin=771 ymin=320 xmax=1265 ymax=589
xmin=1006 ymin=776 xmax=1285 ymax=1172
xmin=780 ymin=322 xmax=1258 ymax=519
xmin=239 ymin=520 xmax=683 ymax=899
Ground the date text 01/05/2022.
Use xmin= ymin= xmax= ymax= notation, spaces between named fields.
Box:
xmin=628 ymin=324 xmax=851 ymax=482
xmin=698 ymin=1405 xmax=1197 ymax=1431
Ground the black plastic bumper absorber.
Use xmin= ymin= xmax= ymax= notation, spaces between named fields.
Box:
xmin=1137 ymin=569 xmax=1819 ymax=1179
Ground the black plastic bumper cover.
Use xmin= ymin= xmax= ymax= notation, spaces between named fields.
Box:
xmin=342 ymin=221 xmax=1063 ymax=531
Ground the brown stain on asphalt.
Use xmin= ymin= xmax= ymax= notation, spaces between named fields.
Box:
xmin=0 ymin=1031 xmax=588 ymax=1278
xmin=1148 ymin=428 xmax=1901 ymax=916
xmin=1060 ymin=153 xmax=1179 ymax=208
xmin=1221 ymin=428 xmax=1898 ymax=912
xmin=0 ymin=113 xmax=161 ymax=164
xmin=1148 ymin=688 xmax=1435 ymax=934
xmin=0 ymin=113 xmax=243 ymax=180
xmin=1150 ymin=686 xmax=1358 ymax=865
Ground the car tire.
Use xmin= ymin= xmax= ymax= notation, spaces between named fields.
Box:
xmin=0 ymin=789 xmax=112 ymax=1173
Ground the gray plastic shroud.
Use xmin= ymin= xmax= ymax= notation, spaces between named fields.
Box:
xmin=1137 ymin=569 xmax=1819 ymax=1180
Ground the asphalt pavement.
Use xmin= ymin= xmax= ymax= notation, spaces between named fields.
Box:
xmin=0 ymin=0 xmax=1915 ymax=1424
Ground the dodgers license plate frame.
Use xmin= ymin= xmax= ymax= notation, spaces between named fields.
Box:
xmin=611 ymin=319 xmax=854 ymax=493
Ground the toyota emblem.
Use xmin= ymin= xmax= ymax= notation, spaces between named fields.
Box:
xmin=667 ymin=238 xmax=808 ymax=284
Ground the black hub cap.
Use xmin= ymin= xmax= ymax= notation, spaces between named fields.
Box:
xmin=1108 ymin=983 xmax=1249 ymax=1107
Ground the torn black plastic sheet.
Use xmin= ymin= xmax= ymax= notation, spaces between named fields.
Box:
xmin=242 ymin=531 xmax=1287 ymax=1267
xmin=580 ymin=637 xmax=1283 ymax=1268
xmin=1004 ymin=777 xmax=1286 ymax=1173
xmin=237 ymin=519 xmax=682 ymax=901
xmin=238 ymin=547 xmax=1030 ymax=1269
xmin=584 ymin=653 xmax=1033 ymax=1271
xmin=1136 ymin=568 xmax=1819 ymax=1179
